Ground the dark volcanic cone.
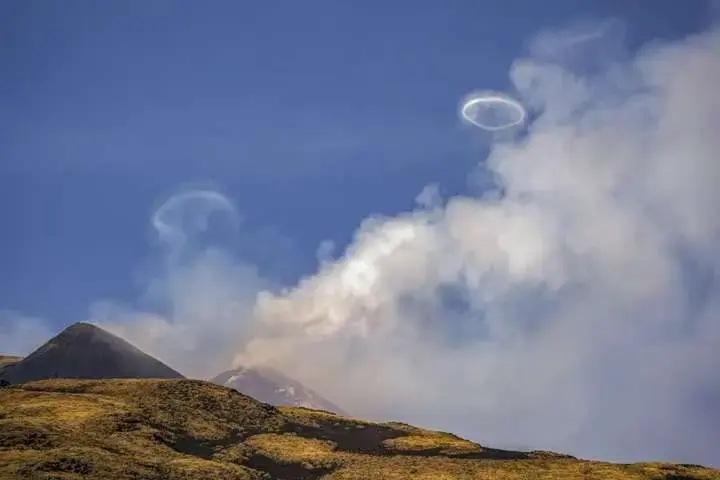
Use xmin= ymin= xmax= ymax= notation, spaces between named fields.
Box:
xmin=0 ymin=322 xmax=184 ymax=384
xmin=212 ymin=365 xmax=348 ymax=415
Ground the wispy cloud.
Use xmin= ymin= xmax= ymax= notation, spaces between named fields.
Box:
xmin=0 ymin=311 xmax=53 ymax=356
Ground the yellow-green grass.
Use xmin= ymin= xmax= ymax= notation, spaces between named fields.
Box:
xmin=1 ymin=379 xmax=717 ymax=479
xmin=0 ymin=356 xmax=22 ymax=367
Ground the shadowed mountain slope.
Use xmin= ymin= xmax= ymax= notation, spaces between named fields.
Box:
xmin=0 ymin=323 xmax=184 ymax=385
xmin=0 ymin=378 xmax=716 ymax=479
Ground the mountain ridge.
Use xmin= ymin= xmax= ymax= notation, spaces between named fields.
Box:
xmin=0 ymin=321 xmax=350 ymax=416
xmin=1 ymin=323 xmax=717 ymax=477
xmin=1 ymin=378 xmax=716 ymax=479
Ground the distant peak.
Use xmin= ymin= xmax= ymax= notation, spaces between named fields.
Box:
xmin=49 ymin=323 xmax=117 ymax=345
xmin=63 ymin=322 xmax=101 ymax=332
xmin=1 ymin=321 xmax=184 ymax=384
xmin=56 ymin=322 xmax=119 ymax=341
xmin=211 ymin=364 xmax=348 ymax=415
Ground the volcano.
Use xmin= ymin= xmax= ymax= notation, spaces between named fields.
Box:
xmin=211 ymin=365 xmax=347 ymax=415
xmin=0 ymin=322 xmax=184 ymax=384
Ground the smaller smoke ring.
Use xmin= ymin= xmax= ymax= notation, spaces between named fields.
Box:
xmin=151 ymin=189 xmax=239 ymax=250
xmin=460 ymin=92 xmax=527 ymax=131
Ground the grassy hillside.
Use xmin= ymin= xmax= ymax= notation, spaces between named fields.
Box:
xmin=0 ymin=357 xmax=22 ymax=367
xmin=0 ymin=379 xmax=717 ymax=479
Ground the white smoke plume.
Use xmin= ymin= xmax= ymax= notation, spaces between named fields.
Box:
xmin=232 ymin=24 xmax=720 ymax=465
xmin=93 ymin=187 xmax=271 ymax=378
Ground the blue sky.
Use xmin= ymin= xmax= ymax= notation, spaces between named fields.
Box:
xmin=1 ymin=0 xmax=711 ymax=326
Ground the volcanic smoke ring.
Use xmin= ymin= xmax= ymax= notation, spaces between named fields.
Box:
xmin=460 ymin=91 xmax=527 ymax=131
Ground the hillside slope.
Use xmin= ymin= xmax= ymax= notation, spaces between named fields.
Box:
xmin=1 ymin=379 xmax=717 ymax=480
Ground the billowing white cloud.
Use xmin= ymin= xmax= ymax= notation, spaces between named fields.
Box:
xmin=93 ymin=248 xmax=268 ymax=379
xmin=231 ymin=25 xmax=720 ymax=465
